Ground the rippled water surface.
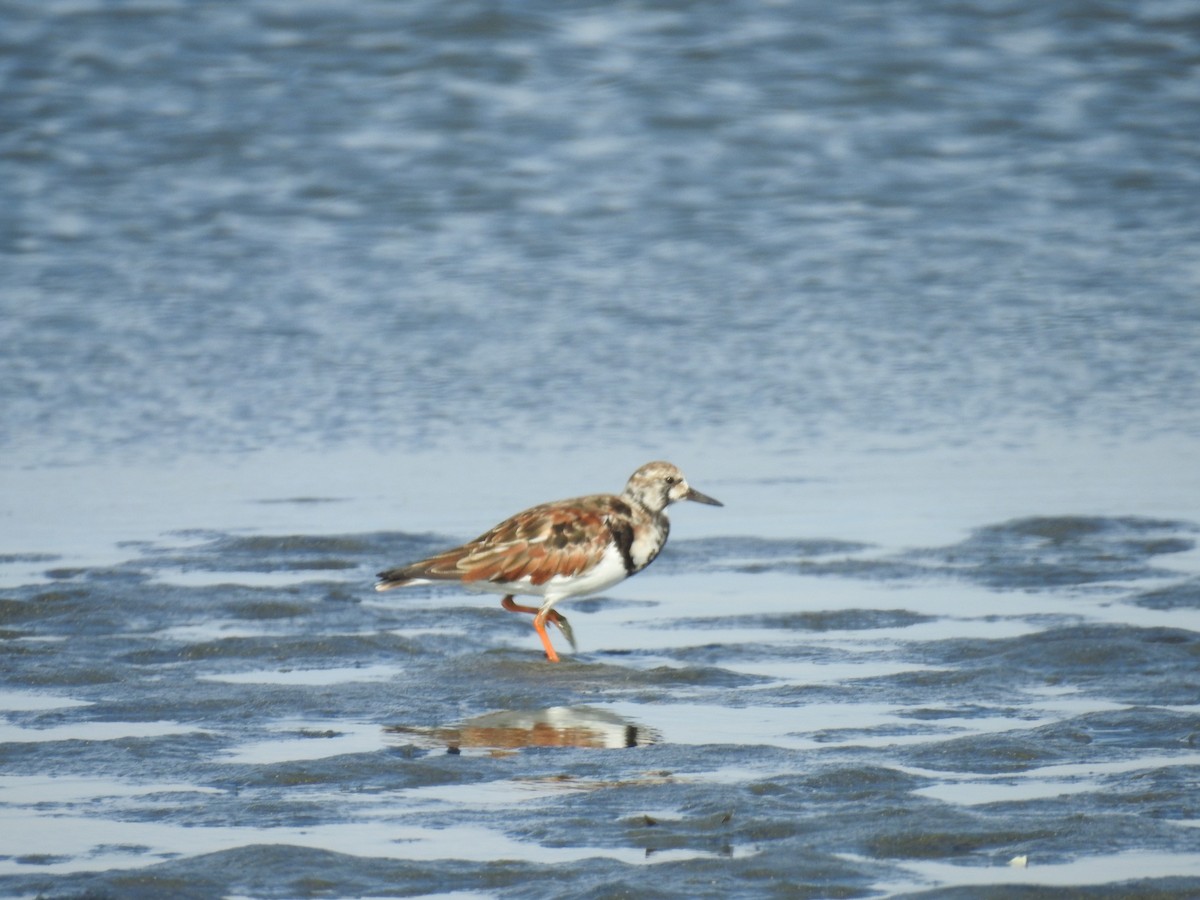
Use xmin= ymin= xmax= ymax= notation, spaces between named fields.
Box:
xmin=3 ymin=0 xmax=1200 ymax=897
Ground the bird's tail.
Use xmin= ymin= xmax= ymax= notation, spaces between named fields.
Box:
xmin=375 ymin=567 xmax=423 ymax=592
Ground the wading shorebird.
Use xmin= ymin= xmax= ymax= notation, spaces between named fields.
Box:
xmin=375 ymin=461 xmax=722 ymax=661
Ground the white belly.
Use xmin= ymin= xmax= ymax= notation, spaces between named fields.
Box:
xmin=462 ymin=543 xmax=630 ymax=608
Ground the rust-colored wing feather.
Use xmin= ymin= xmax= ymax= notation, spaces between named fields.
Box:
xmin=377 ymin=497 xmax=619 ymax=589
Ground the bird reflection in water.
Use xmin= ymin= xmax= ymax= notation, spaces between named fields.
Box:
xmin=386 ymin=705 xmax=658 ymax=752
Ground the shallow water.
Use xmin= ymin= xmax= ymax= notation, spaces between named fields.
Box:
xmin=2 ymin=505 xmax=1200 ymax=897
xmin=4 ymin=0 xmax=1200 ymax=897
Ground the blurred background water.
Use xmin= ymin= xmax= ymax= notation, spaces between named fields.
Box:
xmin=2 ymin=1 xmax=1200 ymax=897
xmin=4 ymin=0 xmax=1199 ymax=466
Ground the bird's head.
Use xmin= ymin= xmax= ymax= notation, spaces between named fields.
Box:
xmin=623 ymin=461 xmax=723 ymax=514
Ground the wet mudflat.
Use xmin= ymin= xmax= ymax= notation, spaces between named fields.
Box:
xmin=2 ymin=510 xmax=1199 ymax=898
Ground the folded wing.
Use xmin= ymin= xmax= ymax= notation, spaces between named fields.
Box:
xmin=377 ymin=500 xmax=616 ymax=589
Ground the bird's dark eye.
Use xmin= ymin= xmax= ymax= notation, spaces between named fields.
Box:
xmin=665 ymin=476 xmax=678 ymax=485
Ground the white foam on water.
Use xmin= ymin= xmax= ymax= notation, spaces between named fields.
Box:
xmin=0 ymin=774 xmax=221 ymax=806
xmin=0 ymin=721 xmax=203 ymax=744
xmin=0 ymin=806 xmax=756 ymax=877
xmin=903 ymin=752 xmax=1200 ymax=807
xmin=0 ymin=691 xmax=92 ymax=712
xmin=200 ymin=664 xmax=400 ymax=687
xmin=219 ymin=719 xmax=388 ymax=764
xmin=870 ymin=849 xmax=1200 ymax=893
xmin=151 ymin=569 xmax=332 ymax=588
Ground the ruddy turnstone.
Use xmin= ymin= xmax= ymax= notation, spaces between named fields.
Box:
xmin=375 ymin=461 xmax=722 ymax=662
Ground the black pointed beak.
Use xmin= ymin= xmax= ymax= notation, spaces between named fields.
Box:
xmin=685 ymin=486 xmax=723 ymax=507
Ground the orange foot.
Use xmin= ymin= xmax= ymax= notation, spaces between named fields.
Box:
xmin=500 ymin=595 xmax=575 ymax=660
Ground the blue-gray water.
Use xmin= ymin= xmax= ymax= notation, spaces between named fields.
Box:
xmin=3 ymin=1 xmax=1200 ymax=897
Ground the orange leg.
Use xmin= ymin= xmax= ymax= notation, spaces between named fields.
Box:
xmin=500 ymin=596 xmax=542 ymax=616
xmin=532 ymin=608 xmax=560 ymax=663
xmin=500 ymin=595 xmax=573 ymax=661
